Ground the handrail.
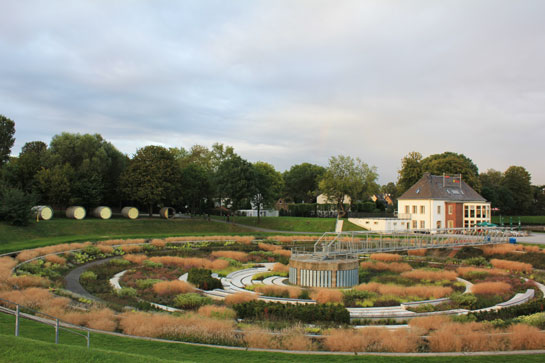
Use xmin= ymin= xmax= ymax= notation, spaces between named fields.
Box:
xmin=0 ymin=296 xmax=90 ymax=348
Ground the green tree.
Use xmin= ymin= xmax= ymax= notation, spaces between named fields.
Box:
xmin=0 ymin=186 xmax=36 ymax=226
xmin=120 ymin=146 xmax=181 ymax=216
xmin=16 ymin=141 xmax=48 ymax=192
xmin=35 ymin=163 xmax=73 ymax=208
xmin=420 ymin=152 xmax=481 ymax=191
xmin=283 ymin=163 xmax=325 ymax=203
xmin=0 ymin=115 xmax=15 ymax=168
xmin=179 ymin=163 xmax=211 ymax=215
xmin=318 ymin=155 xmax=378 ymax=218
xmin=502 ymin=166 xmax=532 ymax=215
xmin=252 ymin=162 xmax=284 ymax=222
xmin=215 ymin=155 xmax=256 ymax=212
xmin=397 ymin=151 xmax=423 ymax=195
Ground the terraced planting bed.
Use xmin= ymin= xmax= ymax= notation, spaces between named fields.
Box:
xmin=2 ymin=235 xmax=545 ymax=353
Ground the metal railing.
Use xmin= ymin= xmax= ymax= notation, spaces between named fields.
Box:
xmin=291 ymin=227 xmax=519 ymax=260
xmin=0 ymin=297 xmax=90 ymax=348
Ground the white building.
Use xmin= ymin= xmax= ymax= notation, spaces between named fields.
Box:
xmin=350 ymin=173 xmax=491 ymax=231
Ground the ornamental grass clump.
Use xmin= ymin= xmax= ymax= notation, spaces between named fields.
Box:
xmin=150 ymin=239 xmax=166 ymax=248
xmin=355 ymin=282 xmax=452 ymax=299
xmin=471 ymin=281 xmax=512 ymax=295
xmin=224 ymin=292 xmax=257 ymax=305
xmin=401 ymin=269 xmax=458 ymax=281
xmin=427 ymin=322 xmax=506 ymax=352
xmin=123 ymin=254 xmax=148 ymax=264
xmin=310 ymin=288 xmax=343 ymax=304
xmin=408 ymin=249 xmax=427 ymax=256
xmin=324 ymin=327 xmax=420 ymax=352
xmin=152 ymin=280 xmax=195 ymax=296
xmin=370 ymin=253 xmax=402 ymax=262
xmin=16 ymin=242 xmax=93 ymax=262
xmin=275 ymin=249 xmax=292 ymax=258
xmin=509 ymin=324 xmax=545 ymax=350
xmin=408 ymin=315 xmax=451 ymax=334
xmin=482 ymin=244 xmax=522 ymax=256
xmin=254 ymin=285 xmax=302 ymax=299
xmin=173 ymin=293 xmax=212 ymax=309
xmin=118 ymin=311 xmax=239 ymax=346
xmin=44 ymin=255 xmax=66 ymax=265
xmin=258 ymin=242 xmax=282 ymax=251
xmin=7 ymin=275 xmax=50 ymax=289
xmin=243 ymin=326 xmax=315 ymax=351
xmin=456 ymin=266 xmax=508 ymax=279
xmin=490 ymin=259 xmax=532 ymax=273
xmin=272 ymin=263 xmax=289 ymax=273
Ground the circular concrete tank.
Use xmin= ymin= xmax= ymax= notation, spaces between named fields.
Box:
xmin=288 ymin=258 xmax=359 ymax=288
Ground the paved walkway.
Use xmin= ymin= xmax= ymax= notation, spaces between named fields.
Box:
xmin=63 ymin=257 xmax=115 ymax=302
xmin=515 ymin=232 xmax=545 ymax=245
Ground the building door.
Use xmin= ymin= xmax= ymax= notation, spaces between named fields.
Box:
xmin=447 ymin=220 xmax=454 ymax=229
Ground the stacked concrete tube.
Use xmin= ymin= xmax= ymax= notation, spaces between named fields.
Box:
xmin=160 ymin=207 xmax=176 ymax=219
xmin=31 ymin=206 xmax=53 ymax=221
xmin=92 ymin=206 xmax=112 ymax=220
xmin=121 ymin=207 xmax=139 ymax=220
xmin=66 ymin=206 xmax=86 ymax=220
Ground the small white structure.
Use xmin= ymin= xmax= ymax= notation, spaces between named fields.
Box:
xmin=317 ymin=194 xmax=351 ymax=205
xmin=349 ymin=217 xmax=410 ymax=232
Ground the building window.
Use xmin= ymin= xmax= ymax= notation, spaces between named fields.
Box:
xmin=420 ymin=206 xmax=425 ymax=214
xmin=420 ymin=221 xmax=425 ymax=228
xmin=476 ymin=205 xmax=481 ymax=218
xmin=437 ymin=221 xmax=441 ymax=229
xmin=482 ymin=207 xmax=488 ymax=218
xmin=412 ymin=220 xmax=417 ymax=228
xmin=437 ymin=205 xmax=441 ymax=214
xmin=464 ymin=205 xmax=469 ymax=218
xmin=448 ymin=205 xmax=453 ymax=215
xmin=470 ymin=206 xmax=475 ymax=218
xmin=412 ymin=206 xmax=417 ymax=214
xmin=405 ymin=206 xmax=409 ymax=214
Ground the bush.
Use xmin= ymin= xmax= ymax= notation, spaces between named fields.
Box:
xmin=152 ymin=280 xmax=195 ymax=296
xmin=187 ymin=268 xmax=222 ymax=290
xmin=0 ymin=187 xmax=36 ymax=226
xmin=514 ymin=312 xmax=545 ymax=329
xmin=224 ymin=292 xmax=257 ymax=305
xmin=401 ymin=269 xmax=457 ymax=281
xmin=109 ymin=258 xmax=131 ymax=266
xmin=463 ymin=256 xmax=489 ymax=267
xmin=135 ymin=279 xmax=161 ymax=290
xmin=471 ymin=281 xmax=512 ymax=296
xmin=233 ymin=300 xmax=349 ymax=324
xmin=451 ymin=292 xmax=478 ymax=309
xmin=310 ymin=288 xmax=343 ymax=304
xmin=370 ymin=253 xmax=402 ymax=262
xmin=473 ymin=298 xmax=545 ymax=321
xmin=490 ymin=259 xmax=532 ymax=273
xmin=197 ymin=305 xmax=237 ymax=320
xmin=173 ymin=293 xmax=212 ymax=309
xmin=117 ymin=287 xmax=137 ymax=297
xmin=80 ymin=271 xmax=97 ymax=280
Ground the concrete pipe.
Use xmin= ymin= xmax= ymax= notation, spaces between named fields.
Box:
xmin=31 ymin=205 xmax=53 ymax=221
xmin=92 ymin=206 xmax=112 ymax=220
xmin=160 ymin=207 xmax=176 ymax=219
xmin=66 ymin=206 xmax=86 ymax=220
xmin=121 ymin=206 xmax=139 ymax=220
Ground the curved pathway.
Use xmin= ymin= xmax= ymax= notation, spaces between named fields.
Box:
xmin=63 ymin=257 xmax=115 ymax=302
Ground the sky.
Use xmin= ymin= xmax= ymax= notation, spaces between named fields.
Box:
xmin=1 ymin=0 xmax=544 ymax=185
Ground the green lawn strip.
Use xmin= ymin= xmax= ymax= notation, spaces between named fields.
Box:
xmin=1 ymin=313 xmax=545 ymax=362
xmin=214 ymin=216 xmax=365 ymax=232
xmin=0 ymin=218 xmax=257 ymax=254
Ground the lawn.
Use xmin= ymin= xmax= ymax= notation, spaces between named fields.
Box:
xmin=214 ymin=216 xmax=365 ymax=232
xmin=1 ymin=314 xmax=544 ymax=363
xmin=0 ymin=217 xmax=254 ymax=254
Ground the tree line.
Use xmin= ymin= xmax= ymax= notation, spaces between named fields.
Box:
xmin=1 ymin=115 xmax=543 ymax=225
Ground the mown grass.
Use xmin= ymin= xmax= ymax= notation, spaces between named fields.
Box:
xmin=0 ymin=218 xmax=254 ymax=254
xmin=215 ymin=216 xmax=365 ymax=232
xmin=491 ymin=216 xmax=545 ymax=225
xmin=1 ymin=313 xmax=545 ymax=362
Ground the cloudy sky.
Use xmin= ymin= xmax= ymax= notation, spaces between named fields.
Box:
xmin=1 ymin=0 xmax=544 ymax=184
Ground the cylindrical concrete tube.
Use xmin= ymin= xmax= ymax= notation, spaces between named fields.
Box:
xmin=31 ymin=206 xmax=53 ymax=221
xmin=121 ymin=206 xmax=139 ymax=220
xmin=159 ymin=207 xmax=176 ymax=219
xmin=66 ymin=206 xmax=86 ymax=220
xmin=92 ymin=206 xmax=112 ymax=220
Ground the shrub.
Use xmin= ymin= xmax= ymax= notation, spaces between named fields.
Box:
xmin=152 ymin=280 xmax=195 ymax=296
xmin=310 ymin=288 xmax=343 ymax=304
xmin=463 ymin=256 xmax=489 ymax=266
xmin=173 ymin=293 xmax=212 ymax=309
xmin=370 ymin=253 xmax=402 ymax=262
xmin=0 ymin=187 xmax=35 ymax=226
xmin=197 ymin=305 xmax=236 ymax=320
xmin=210 ymin=251 xmax=249 ymax=262
xmin=135 ymin=279 xmax=161 ymax=290
xmin=514 ymin=312 xmax=545 ymax=329
xmin=473 ymin=298 xmax=545 ymax=321
xmin=450 ymin=292 xmax=478 ymax=309
xmin=471 ymin=281 xmax=512 ymax=295
xmin=117 ymin=287 xmax=137 ymax=297
xmin=187 ymin=268 xmax=222 ymax=290
xmin=490 ymin=259 xmax=532 ymax=273
xmin=80 ymin=271 xmax=97 ymax=280
xmin=233 ymin=300 xmax=349 ymax=324
xmin=401 ymin=269 xmax=457 ymax=281
xmin=109 ymin=258 xmax=131 ymax=266
xmin=224 ymin=292 xmax=257 ymax=305
xmin=143 ymin=260 xmax=163 ymax=268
